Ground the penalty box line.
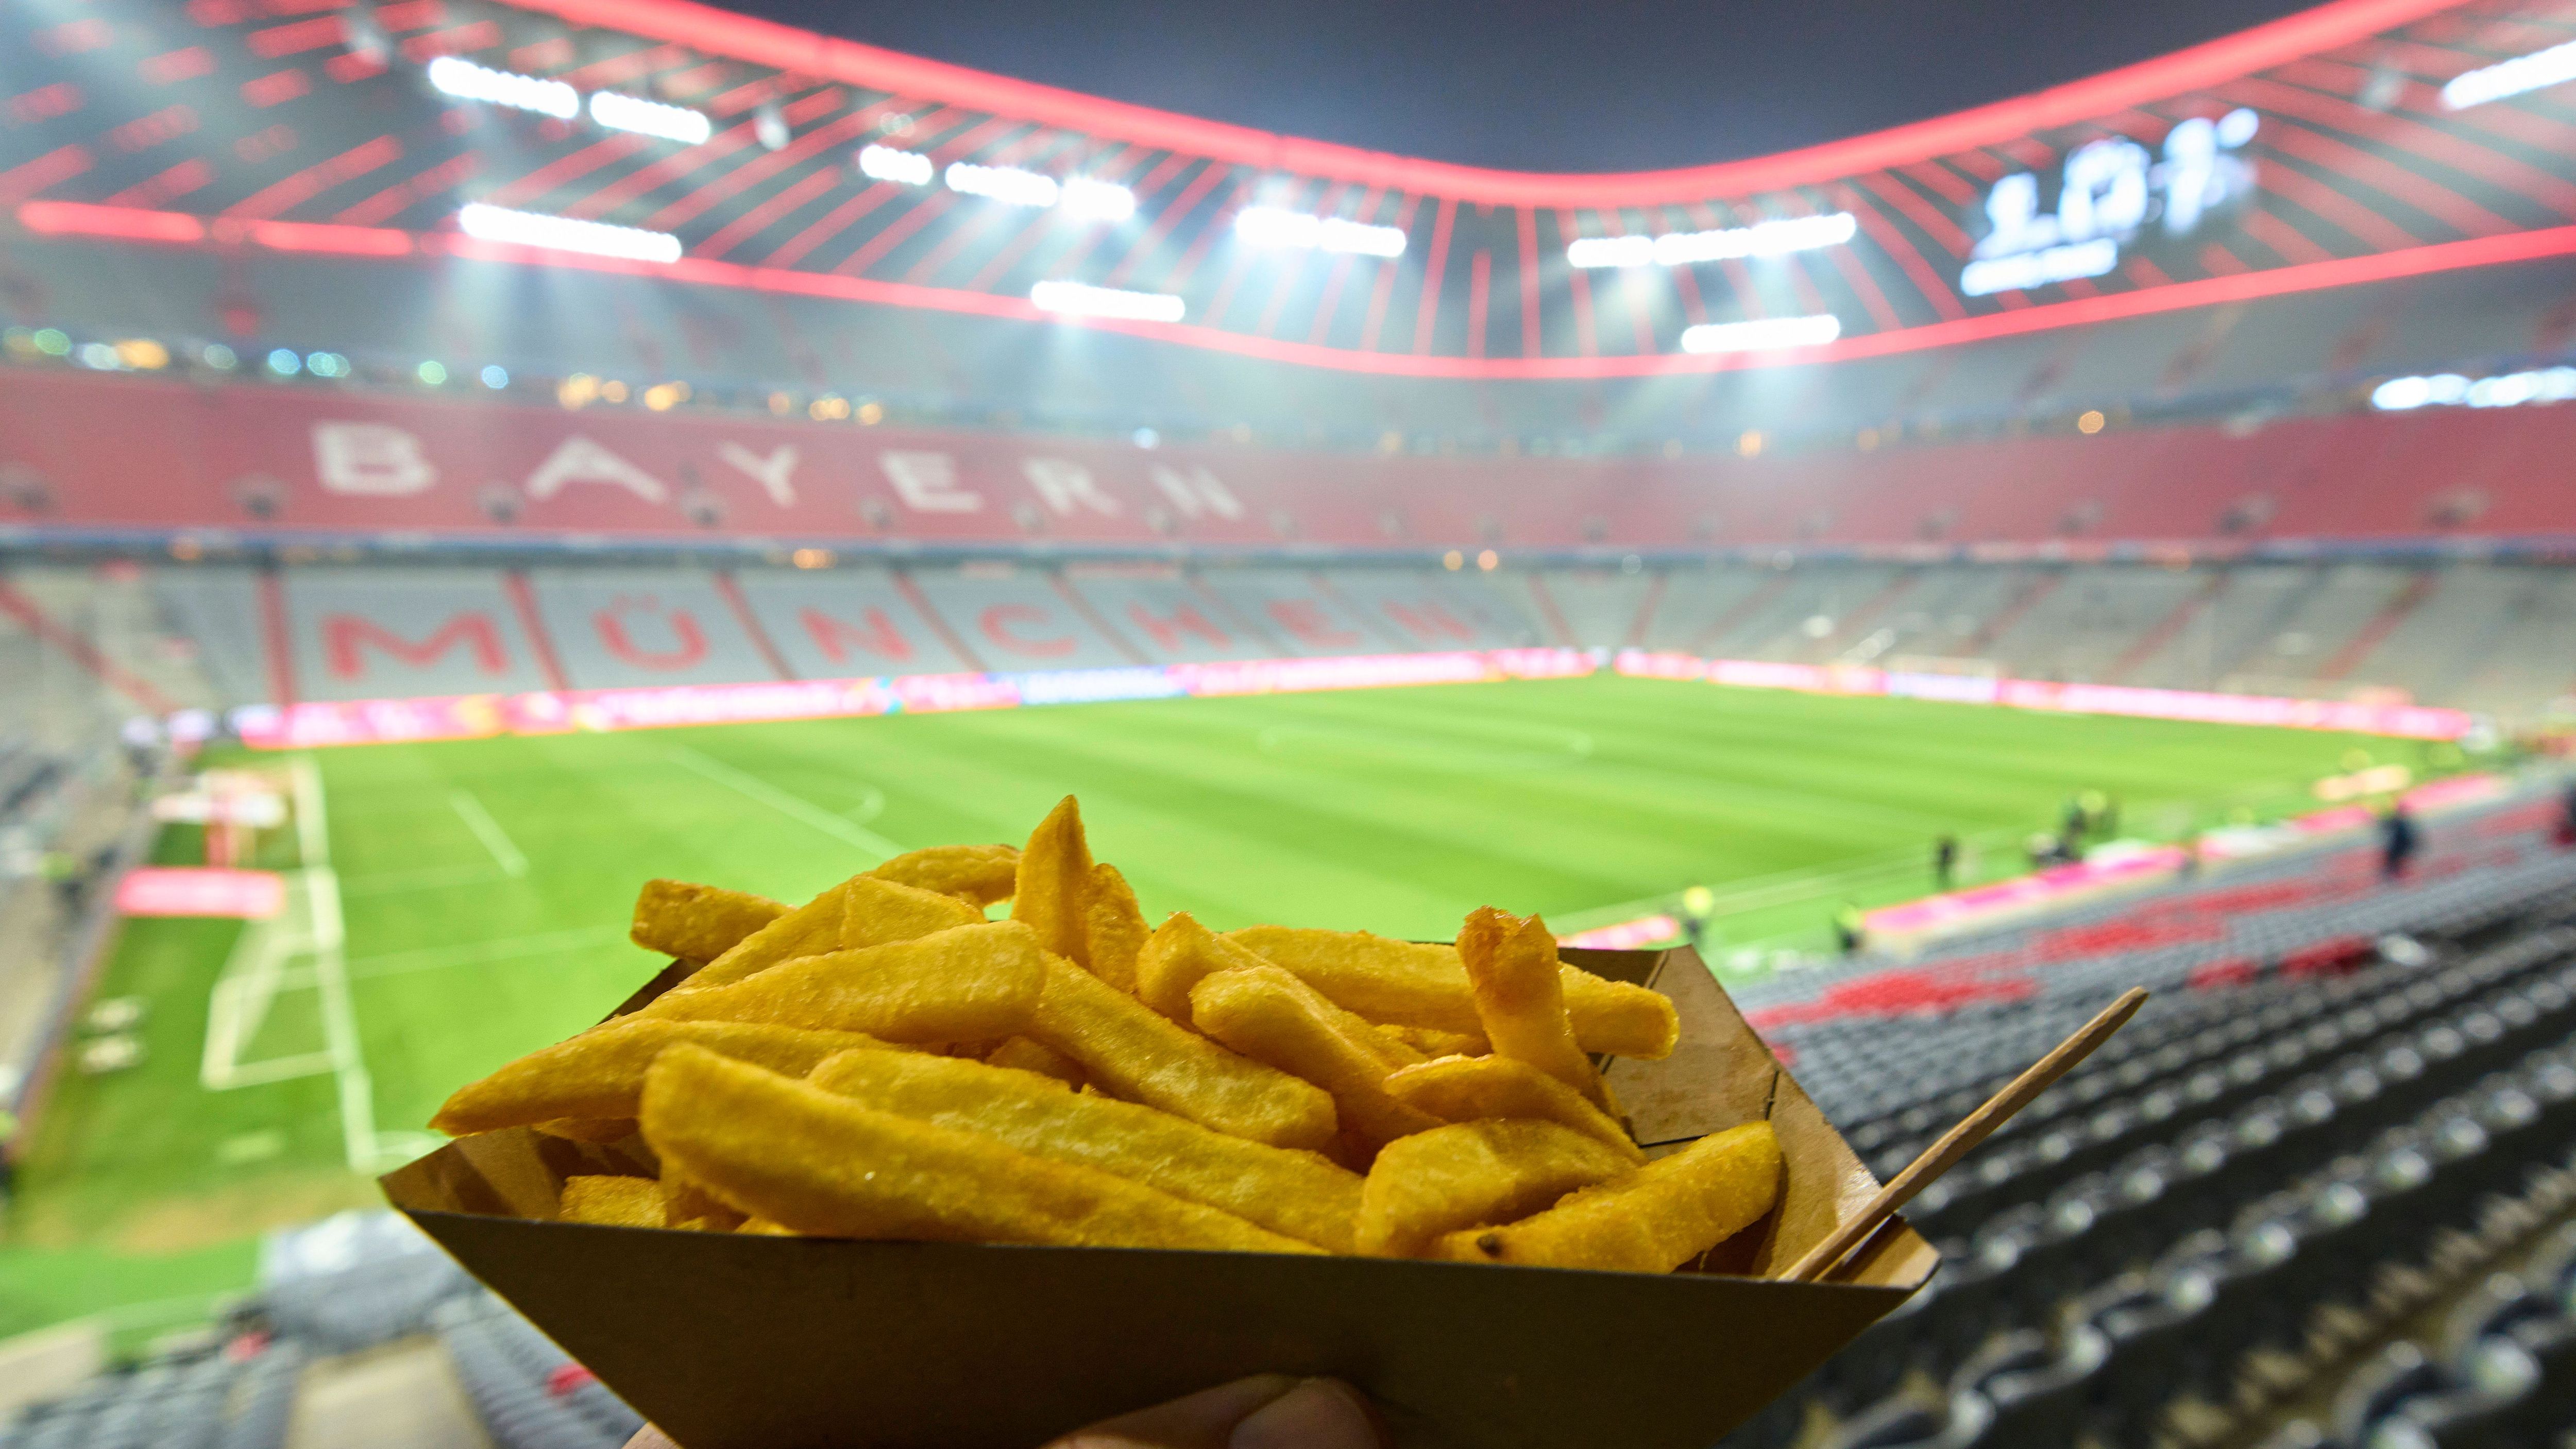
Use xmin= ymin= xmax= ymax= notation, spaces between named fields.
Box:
xmin=197 ymin=757 xmax=433 ymax=1173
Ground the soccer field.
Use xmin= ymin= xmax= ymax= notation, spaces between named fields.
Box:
xmin=0 ymin=673 xmax=2396 ymax=1337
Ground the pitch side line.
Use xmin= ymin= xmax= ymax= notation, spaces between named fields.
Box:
xmin=448 ymin=788 xmax=530 ymax=877
xmin=665 ymin=745 xmax=903 ymax=860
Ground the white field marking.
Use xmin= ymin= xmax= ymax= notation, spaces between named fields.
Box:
xmin=340 ymin=863 xmax=508 ymax=897
xmin=199 ymin=759 xmax=427 ymax=1171
xmin=200 ymin=883 xmax=332 ymax=1090
xmin=345 ymin=925 xmax=629 ymax=981
xmin=666 ymin=745 xmax=903 ymax=860
xmin=448 ymin=788 xmax=530 ymax=877
xmin=843 ymin=783 xmax=889 ymax=824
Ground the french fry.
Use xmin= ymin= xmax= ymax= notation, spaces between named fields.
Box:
xmin=1384 ymin=1025 xmax=1488 ymax=1058
xmin=636 ymin=922 xmax=1047 ymax=1044
xmin=432 ymin=1019 xmax=901 ymax=1136
xmin=681 ymin=880 xmax=852 ymax=990
xmin=532 ymin=1117 xmax=638 ymax=1145
xmin=1226 ymin=925 xmax=1679 ymax=1058
xmin=837 ymin=876 xmax=986 ymax=950
xmin=1082 ymin=863 xmax=1149 ymax=992
xmin=558 ymin=1175 xmax=663 ymax=1228
xmin=661 ymin=1164 xmax=747 ymax=1232
xmin=1457 ymin=907 xmax=1615 ymax=1112
xmin=866 ymin=843 xmax=1021 ymax=906
xmin=1356 ymin=1120 xmax=1636 ymax=1257
xmin=1011 ymin=796 xmax=1095 ymax=967
xmin=641 ymin=1045 xmax=1320 ymax=1253
xmin=984 ymin=1035 xmax=1086 ymax=1087
xmin=1383 ymin=1055 xmax=1643 ymax=1163
xmin=1430 ymin=1121 xmax=1782 ymax=1273
xmin=738 ymin=1218 xmax=796 ymax=1235
xmin=1136 ymin=912 xmax=1277 ymax=1020
xmin=1027 ymin=957 xmax=1338 ymax=1152
xmin=673 ymin=877 xmax=980 ymax=993
xmin=1187 ymin=964 xmax=1438 ymax=1153
xmin=630 ymin=879 xmax=787 ymax=965
xmin=809 ymin=1049 xmax=1362 ymax=1251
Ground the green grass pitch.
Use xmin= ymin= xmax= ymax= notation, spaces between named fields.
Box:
xmin=0 ymin=674 xmax=2395 ymax=1339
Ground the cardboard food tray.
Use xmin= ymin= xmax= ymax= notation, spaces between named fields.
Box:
xmin=382 ymin=945 xmax=1939 ymax=1449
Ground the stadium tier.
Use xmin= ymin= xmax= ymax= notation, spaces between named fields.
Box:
xmin=4 ymin=555 xmax=2570 ymax=721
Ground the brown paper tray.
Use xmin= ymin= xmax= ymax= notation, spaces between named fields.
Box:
xmin=383 ymin=946 xmax=1937 ymax=1449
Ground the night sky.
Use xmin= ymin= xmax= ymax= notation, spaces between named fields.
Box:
xmin=724 ymin=0 xmax=2323 ymax=172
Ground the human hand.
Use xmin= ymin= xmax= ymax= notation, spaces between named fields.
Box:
xmin=617 ymin=1374 xmax=1383 ymax=1449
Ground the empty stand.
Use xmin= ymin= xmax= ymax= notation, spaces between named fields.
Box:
xmin=279 ymin=568 xmax=558 ymax=701
xmin=1538 ymin=569 xmax=1653 ymax=650
xmin=521 ymin=568 xmax=781 ymax=690
xmin=1318 ymin=570 xmax=1545 ymax=651
xmin=730 ymin=568 xmax=980 ymax=678
xmin=1061 ymin=572 xmax=1275 ymax=664
xmin=903 ymin=567 xmax=1144 ymax=670
xmin=1193 ymin=569 xmax=1384 ymax=657
xmin=144 ymin=570 xmax=274 ymax=708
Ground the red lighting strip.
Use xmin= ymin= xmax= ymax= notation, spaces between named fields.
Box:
xmin=490 ymin=0 xmax=2473 ymax=207
xmin=25 ymin=201 xmax=2576 ymax=380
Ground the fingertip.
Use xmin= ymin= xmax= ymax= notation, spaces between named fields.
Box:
xmin=1228 ymin=1377 xmax=1383 ymax=1449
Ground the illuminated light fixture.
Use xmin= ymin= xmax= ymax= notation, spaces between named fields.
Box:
xmin=858 ymin=144 xmax=931 ymax=185
xmin=1061 ymin=177 xmax=1137 ymax=221
xmin=1233 ymin=205 xmax=1408 ymax=258
xmin=456 ymin=203 xmax=682 ymax=263
xmin=946 ymin=162 xmax=1059 ymax=208
xmin=2441 ymin=38 xmax=2576 ymax=110
xmin=1680 ymin=313 xmax=1842 ymax=354
xmin=1959 ymin=237 xmax=2117 ymax=297
xmin=425 ymin=55 xmax=577 ymax=118
xmin=201 ymin=343 xmax=237 ymax=369
xmin=1030 ymin=280 xmax=1185 ymax=322
xmin=480 ymin=364 xmax=509 ymax=388
xmin=587 ymin=90 xmax=712 ymax=145
xmin=417 ymin=360 xmax=446 ymax=385
xmin=266 ymin=348 xmax=301 ymax=376
xmin=2372 ymin=366 xmax=2576 ymax=411
xmin=1567 ymin=211 xmax=1856 ymax=269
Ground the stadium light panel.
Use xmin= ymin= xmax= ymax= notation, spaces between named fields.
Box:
xmin=456 ymin=203 xmax=683 ymax=263
xmin=1031 ymin=280 xmax=1186 ymax=322
xmin=1567 ymin=212 xmax=1856 ymax=269
xmin=1061 ymin=177 xmax=1138 ymax=221
xmin=1233 ymin=206 xmax=1408 ymax=258
xmin=425 ymin=56 xmax=578 ymax=119
xmin=2374 ymin=366 xmax=2576 ymax=411
xmin=1679 ymin=313 xmax=1842 ymax=353
xmin=2440 ymin=38 xmax=2576 ymax=110
xmin=859 ymin=144 xmax=933 ymax=185
xmin=947 ymin=162 xmax=1060 ymax=208
xmin=587 ymin=91 xmax=713 ymax=145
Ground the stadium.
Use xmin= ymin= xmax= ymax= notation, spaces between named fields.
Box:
xmin=4 ymin=0 xmax=2576 ymax=1443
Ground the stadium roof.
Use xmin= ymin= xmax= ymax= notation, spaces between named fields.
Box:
xmin=8 ymin=0 xmax=2576 ymax=378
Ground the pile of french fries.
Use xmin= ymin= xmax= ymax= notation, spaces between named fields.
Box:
xmin=433 ymin=798 xmax=1784 ymax=1273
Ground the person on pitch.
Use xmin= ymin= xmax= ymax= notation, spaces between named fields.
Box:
xmin=2380 ymin=799 xmax=2420 ymax=881
xmin=1933 ymin=834 xmax=1959 ymax=891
